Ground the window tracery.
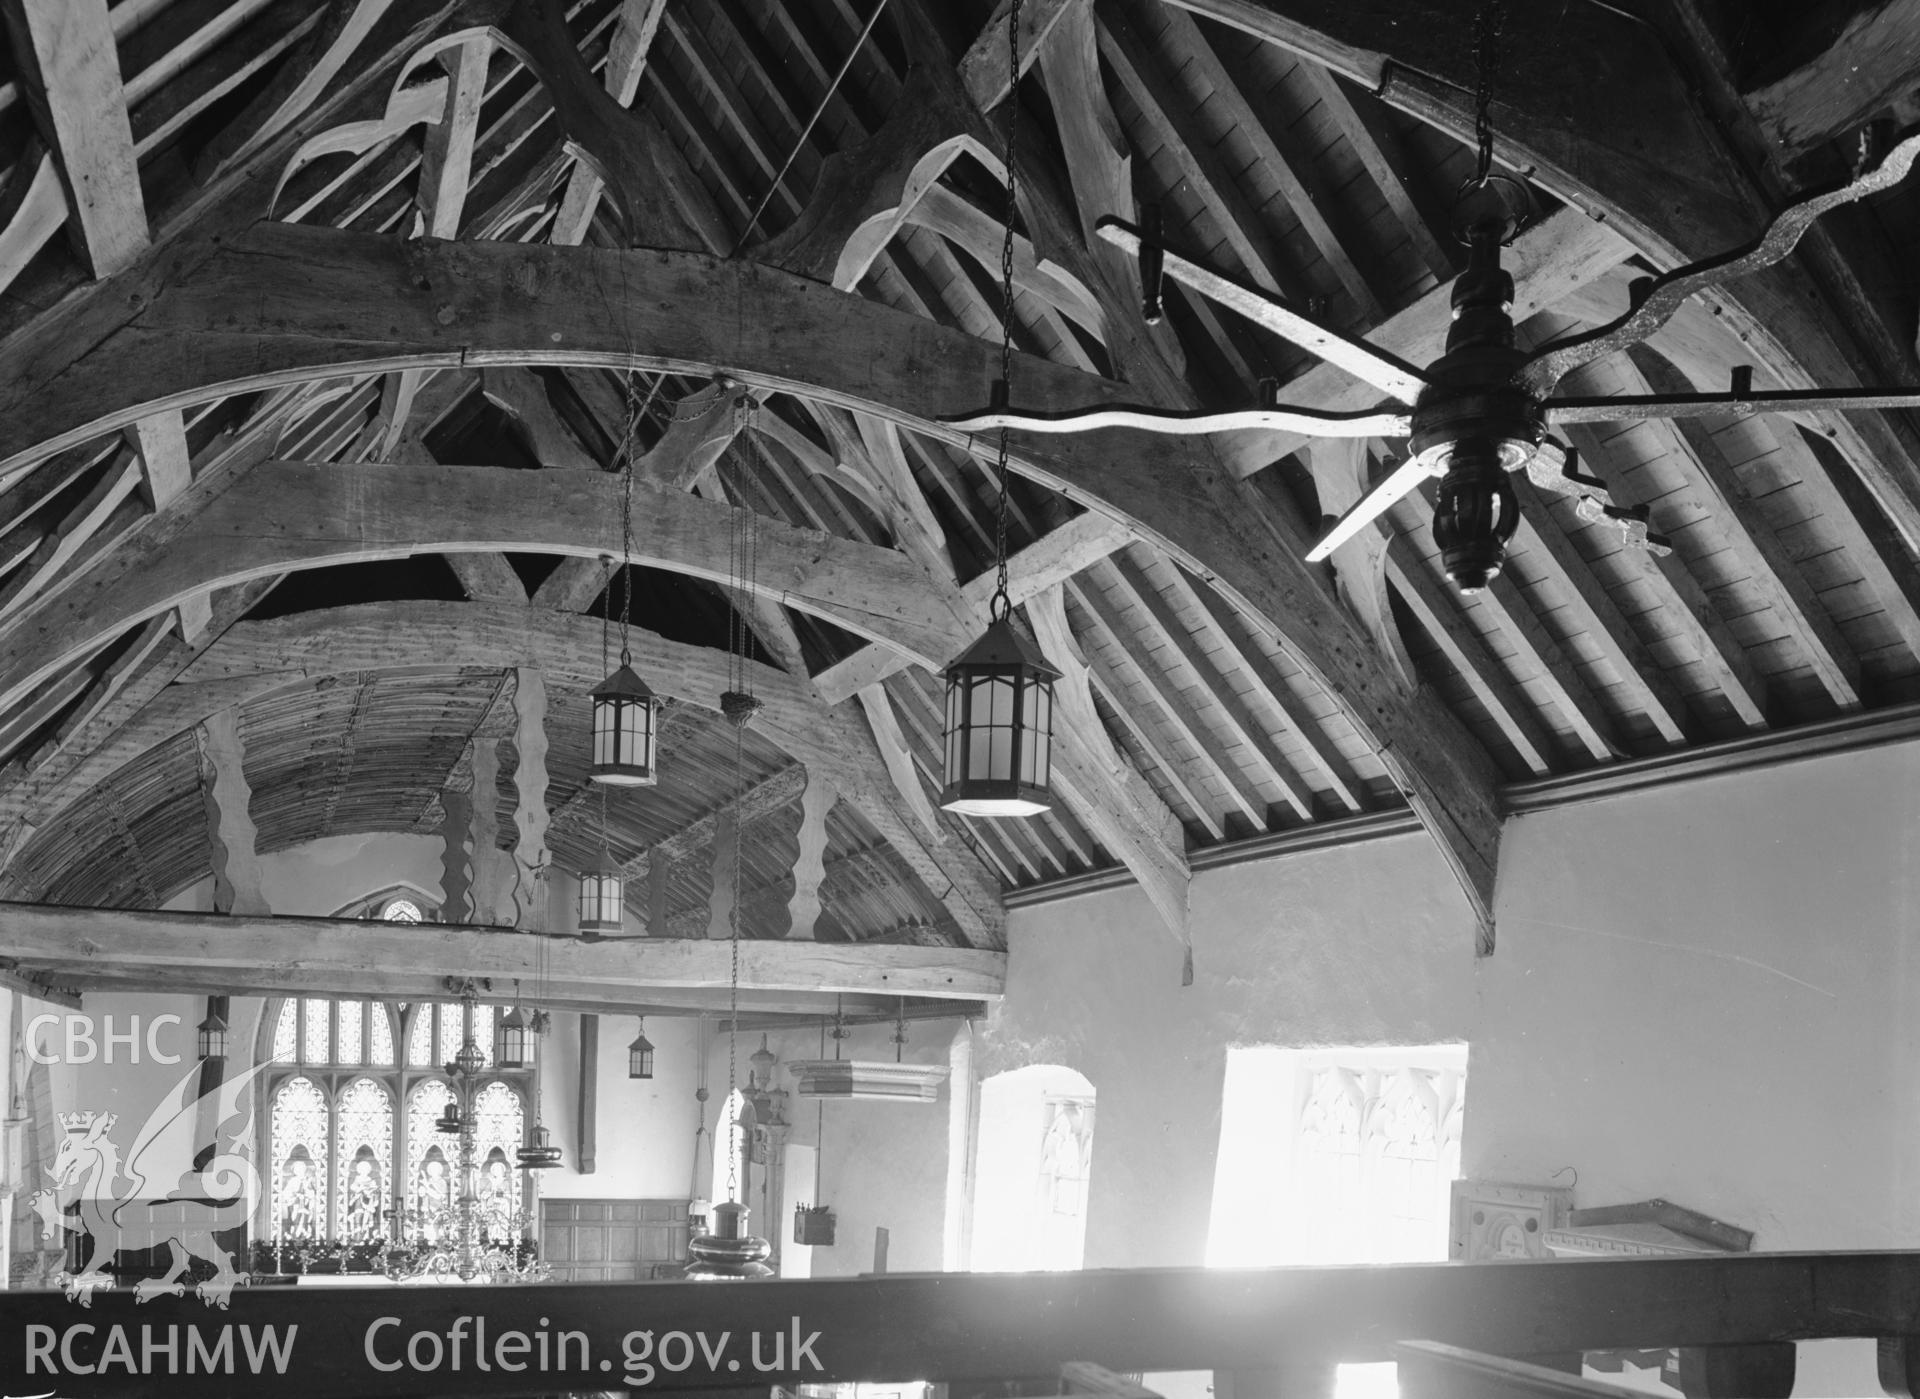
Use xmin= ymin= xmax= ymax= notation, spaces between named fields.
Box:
xmin=260 ymin=993 xmax=529 ymax=1244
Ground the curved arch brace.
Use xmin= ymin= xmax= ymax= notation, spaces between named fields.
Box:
xmin=833 ymin=135 xmax=992 ymax=291
xmin=0 ymin=461 xmax=975 ymax=718
xmin=0 ymin=224 xmax=1501 ymax=933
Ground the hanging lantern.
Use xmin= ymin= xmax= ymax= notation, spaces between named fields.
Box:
xmin=516 ymin=1124 xmax=564 ymax=1171
xmin=940 ymin=602 xmax=1061 ymax=817
xmin=682 ymin=1200 xmax=775 ymax=1281
xmin=196 ymin=1008 xmax=229 ymax=1061
xmin=496 ymin=1005 xmax=533 ymax=1070
xmin=435 ymin=1103 xmax=463 ymax=1135
xmin=577 ymin=849 xmax=625 ymax=937
xmin=628 ymin=1019 xmax=655 ymax=1080
xmin=590 ymin=664 xmax=662 ymax=785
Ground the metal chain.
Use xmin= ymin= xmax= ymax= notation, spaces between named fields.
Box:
xmin=991 ymin=0 xmax=1023 ymax=621
xmin=618 ymin=372 xmax=661 ymax=668
xmin=1471 ymin=0 xmax=1505 ymax=185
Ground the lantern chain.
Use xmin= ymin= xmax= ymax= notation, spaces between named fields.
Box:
xmin=617 ymin=372 xmax=656 ymax=669
xmin=1470 ymin=0 xmax=1505 ymax=187
xmin=990 ymin=0 xmax=1023 ymax=623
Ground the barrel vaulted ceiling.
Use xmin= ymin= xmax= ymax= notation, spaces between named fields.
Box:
xmin=0 ymin=0 xmax=1915 ymax=1011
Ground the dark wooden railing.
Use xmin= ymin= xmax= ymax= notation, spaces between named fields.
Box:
xmin=5 ymin=1251 xmax=1917 ymax=1398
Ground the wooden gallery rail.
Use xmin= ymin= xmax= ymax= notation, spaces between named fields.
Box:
xmin=4 ymin=1253 xmax=1919 ymax=1398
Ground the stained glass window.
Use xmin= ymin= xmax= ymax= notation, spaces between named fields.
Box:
xmin=408 ymin=1006 xmax=432 ymax=1067
xmin=407 ymin=1079 xmax=458 ymax=1243
xmin=438 ymin=1002 xmax=463 ymax=1070
xmin=382 ymin=898 xmax=422 ymax=923
xmin=302 ymin=997 xmax=331 ymax=1063
xmin=472 ymin=1080 xmax=525 ymax=1230
xmin=270 ymin=1077 xmax=327 ymax=1241
xmin=334 ymin=1078 xmax=392 ymax=1243
xmin=370 ymin=1006 xmax=395 ymax=1066
xmin=265 ymin=993 xmax=535 ymax=1245
xmin=336 ymin=1001 xmax=363 ymax=1065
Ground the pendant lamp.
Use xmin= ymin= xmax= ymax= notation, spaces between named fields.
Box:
xmin=196 ymin=1004 xmax=229 ymax=1061
xmin=939 ymin=0 xmax=1058 ymax=818
xmin=577 ymin=845 xmax=624 ymax=937
xmin=591 ymin=376 xmax=665 ymax=785
xmin=495 ymin=1004 xmax=532 ymax=1070
xmin=628 ymin=1018 xmax=655 ymax=1080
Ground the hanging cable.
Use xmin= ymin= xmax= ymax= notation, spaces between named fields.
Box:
xmin=729 ymin=0 xmax=893 ymax=256
xmin=689 ymin=1018 xmax=711 ymax=1201
xmin=989 ymin=0 xmax=1024 ymax=624
xmin=814 ymin=1018 xmax=826 ymax=1202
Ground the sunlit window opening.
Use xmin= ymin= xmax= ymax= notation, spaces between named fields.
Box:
xmin=970 ymin=1065 xmax=1096 ymax=1273
xmin=1206 ymin=1045 xmax=1467 ymax=1399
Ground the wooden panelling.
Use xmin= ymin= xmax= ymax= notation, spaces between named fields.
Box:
xmin=541 ymin=1198 xmax=690 ymax=1283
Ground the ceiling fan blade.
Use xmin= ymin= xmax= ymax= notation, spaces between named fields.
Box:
xmin=1304 ymin=453 xmax=1439 ymax=562
xmin=1520 ymin=129 xmax=1920 ymax=396
xmin=1096 ymin=216 xmax=1430 ymax=406
xmin=940 ymin=403 xmax=1411 ymax=438
xmin=1546 ymin=385 xmax=1920 ymax=425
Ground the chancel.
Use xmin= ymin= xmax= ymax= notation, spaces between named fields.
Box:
xmin=0 ymin=0 xmax=1919 ymax=1395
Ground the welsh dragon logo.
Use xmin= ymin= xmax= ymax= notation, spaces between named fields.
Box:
xmin=30 ymin=1061 xmax=268 ymax=1308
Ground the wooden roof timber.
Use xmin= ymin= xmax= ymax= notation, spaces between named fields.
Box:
xmin=0 ymin=901 xmax=1005 ymax=1004
xmin=1171 ymin=0 xmax=1920 ymax=571
xmin=0 ymin=225 xmax=1505 ymax=940
xmin=0 ymin=0 xmax=1913 ymax=960
xmin=2 ymin=599 xmax=1001 ymax=945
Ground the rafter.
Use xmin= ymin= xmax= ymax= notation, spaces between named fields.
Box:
xmin=1309 ymin=439 xmax=1416 ymax=693
xmin=1620 ymin=346 xmax=1862 ymax=711
xmin=1154 ymin=4 xmax=1383 ymax=322
xmin=0 ymin=224 xmax=1502 ymax=939
xmin=1094 ymin=2 xmax=1306 ymax=307
xmin=1222 ymin=207 xmax=1634 ymax=474
xmin=1555 ymin=270 xmax=1920 ymax=669
xmin=1027 ymin=584 xmax=1191 ymax=943
xmin=3 ymin=0 xmax=147 ymax=275
xmin=1167 ymin=0 xmax=1920 ymax=575
xmin=625 ymin=762 xmax=808 ymax=874
xmin=1383 ymin=545 xmax=1557 ymax=779
xmin=1072 ymin=570 xmax=1281 ymax=827
xmin=1107 ymin=551 xmax=1321 ymax=820
xmin=1294 ymin=65 xmax=1455 ymax=285
xmin=552 ymin=0 xmax=667 ymax=244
